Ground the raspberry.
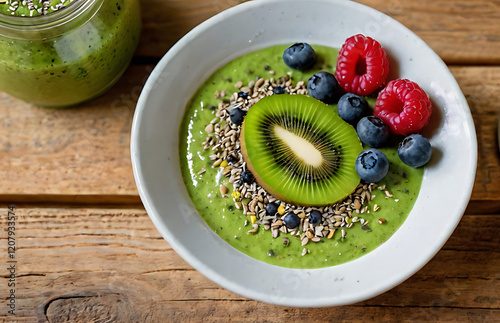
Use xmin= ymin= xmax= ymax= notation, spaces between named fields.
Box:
xmin=373 ymin=79 xmax=432 ymax=136
xmin=334 ymin=34 xmax=389 ymax=96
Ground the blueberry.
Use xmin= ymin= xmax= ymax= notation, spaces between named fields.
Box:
xmin=355 ymin=148 xmax=389 ymax=183
xmin=229 ymin=107 xmax=246 ymax=125
xmin=266 ymin=202 xmax=279 ymax=216
xmin=283 ymin=212 xmax=301 ymax=229
xmin=307 ymin=71 xmax=343 ymax=104
xmin=282 ymin=43 xmax=317 ymax=70
xmin=308 ymin=210 xmax=322 ymax=226
xmin=238 ymin=91 xmax=248 ymax=100
xmin=398 ymin=134 xmax=432 ymax=168
xmin=273 ymin=86 xmax=286 ymax=95
xmin=241 ymin=170 xmax=254 ymax=184
xmin=356 ymin=116 xmax=390 ymax=148
xmin=337 ymin=93 xmax=368 ymax=125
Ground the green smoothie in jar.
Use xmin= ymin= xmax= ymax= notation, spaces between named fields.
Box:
xmin=0 ymin=0 xmax=141 ymax=107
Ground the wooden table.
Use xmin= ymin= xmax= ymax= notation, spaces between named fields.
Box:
xmin=1 ymin=0 xmax=499 ymax=321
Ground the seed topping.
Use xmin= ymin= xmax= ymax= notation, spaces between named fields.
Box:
xmin=199 ymin=75 xmax=394 ymax=258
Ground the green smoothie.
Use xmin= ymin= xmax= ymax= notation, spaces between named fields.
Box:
xmin=0 ymin=0 xmax=141 ymax=107
xmin=179 ymin=45 xmax=423 ymax=269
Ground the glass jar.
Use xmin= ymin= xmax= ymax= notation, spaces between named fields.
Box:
xmin=0 ymin=0 xmax=141 ymax=107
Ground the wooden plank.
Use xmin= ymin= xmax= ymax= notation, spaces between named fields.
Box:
xmin=0 ymin=207 xmax=498 ymax=321
xmin=356 ymin=0 xmax=500 ymax=64
xmin=32 ymin=299 xmax=500 ymax=322
xmin=0 ymin=66 xmax=499 ymax=210
xmin=137 ymin=0 xmax=500 ymax=65
xmin=0 ymin=64 xmax=154 ymax=203
xmin=136 ymin=0 xmax=244 ymax=59
xmin=449 ymin=66 xmax=500 ymax=213
xmin=6 ymin=298 xmax=500 ymax=323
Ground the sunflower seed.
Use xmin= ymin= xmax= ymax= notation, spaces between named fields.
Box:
xmin=272 ymin=219 xmax=283 ymax=229
xmin=353 ymin=199 xmax=361 ymax=210
xmin=247 ymin=224 xmax=259 ymax=234
xmin=205 ymin=123 xmax=214 ymax=133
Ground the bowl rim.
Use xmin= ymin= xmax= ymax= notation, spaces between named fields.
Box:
xmin=131 ymin=0 xmax=478 ymax=307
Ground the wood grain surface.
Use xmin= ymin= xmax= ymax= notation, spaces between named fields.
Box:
xmin=1 ymin=65 xmax=498 ymax=207
xmin=137 ymin=0 xmax=500 ymax=65
xmin=0 ymin=207 xmax=498 ymax=322
xmin=1 ymin=0 xmax=499 ymax=322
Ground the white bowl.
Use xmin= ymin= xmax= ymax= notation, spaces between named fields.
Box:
xmin=131 ymin=0 xmax=477 ymax=307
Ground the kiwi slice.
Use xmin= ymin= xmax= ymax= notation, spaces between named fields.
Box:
xmin=240 ymin=95 xmax=362 ymax=206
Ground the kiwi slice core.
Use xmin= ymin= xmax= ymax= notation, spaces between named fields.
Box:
xmin=240 ymin=95 xmax=362 ymax=206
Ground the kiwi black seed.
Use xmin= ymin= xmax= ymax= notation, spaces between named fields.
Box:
xmin=240 ymin=95 xmax=362 ymax=206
